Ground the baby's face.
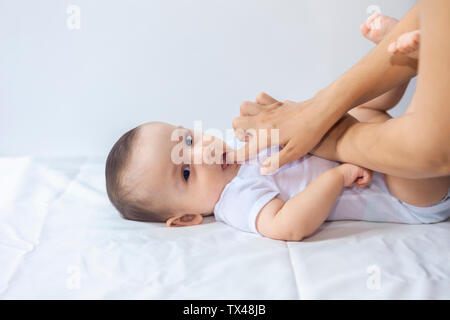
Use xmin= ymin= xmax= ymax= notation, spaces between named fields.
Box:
xmin=124 ymin=122 xmax=240 ymax=218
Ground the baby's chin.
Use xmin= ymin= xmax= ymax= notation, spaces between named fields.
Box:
xmin=216 ymin=162 xmax=241 ymax=198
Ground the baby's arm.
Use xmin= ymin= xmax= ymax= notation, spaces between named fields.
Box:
xmin=256 ymin=164 xmax=372 ymax=241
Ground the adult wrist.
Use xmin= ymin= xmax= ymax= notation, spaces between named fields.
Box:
xmin=313 ymin=84 xmax=354 ymax=122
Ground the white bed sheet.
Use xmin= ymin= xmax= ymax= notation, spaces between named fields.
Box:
xmin=0 ymin=156 xmax=449 ymax=299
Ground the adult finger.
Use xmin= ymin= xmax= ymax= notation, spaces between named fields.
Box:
xmin=240 ymin=101 xmax=264 ymax=116
xmin=259 ymin=140 xmax=306 ymax=175
xmin=225 ymin=136 xmax=265 ymax=163
xmin=261 ymin=101 xmax=284 ymax=113
xmin=256 ymin=92 xmax=279 ymax=105
xmin=232 ymin=115 xmax=262 ymax=142
xmin=232 ymin=115 xmax=253 ymax=136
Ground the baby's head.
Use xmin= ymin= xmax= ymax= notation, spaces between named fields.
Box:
xmin=105 ymin=122 xmax=240 ymax=227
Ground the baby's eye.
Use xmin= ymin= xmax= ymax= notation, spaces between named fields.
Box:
xmin=185 ymin=134 xmax=193 ymax=147
xmin=182 ymin=165 xmax=190 ymax=181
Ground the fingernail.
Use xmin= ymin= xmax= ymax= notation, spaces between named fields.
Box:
xmin=260 ymin=166 xmax=273 ymax=175
xmin=262 ymin=159 xmax=270 ymax=167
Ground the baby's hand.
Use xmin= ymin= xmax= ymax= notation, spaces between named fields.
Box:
xmin=337 ymin=163 xmax=373 ymax=188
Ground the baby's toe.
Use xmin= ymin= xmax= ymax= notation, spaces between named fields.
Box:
xmin=397 ymin=34 xmax=418 ymax=53
xmin=411 ymin=30 xmax=420 ymax=43
xmin=360 ymin=23 xmax=370 ymax=37
xmin=388 ymin=41 xmax=398 ymax=53
xmin=406 ymin=30 xmax=420 ymax=48
xmin=365 ymin=12 xmax=379 ymax=27
xmin=369 ymin=28 xmax=383 ymax=43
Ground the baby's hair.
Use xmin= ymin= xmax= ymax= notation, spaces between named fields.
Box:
xmin=105 ymin=125 xmax=166 ymax=222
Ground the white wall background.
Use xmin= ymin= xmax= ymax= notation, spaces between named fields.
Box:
xmin=0 ymin=0 xmax=417 ymax=157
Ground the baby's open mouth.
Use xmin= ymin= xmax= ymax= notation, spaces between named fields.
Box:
xmin=221 ymin=152 xmax=230 ymax=170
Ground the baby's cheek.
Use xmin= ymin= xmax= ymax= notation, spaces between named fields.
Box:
xmin=192 ymin=168 xmax=227 ymax=210
xmin=204 ymin=184 xmax=222 ymax=202
xmin=199 ymin=178 xmax=223 ymax=205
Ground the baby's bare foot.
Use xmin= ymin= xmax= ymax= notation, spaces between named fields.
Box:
xmin=388 ymin=30 xmax=420 ymax=59
xmin=360 ymin=13 xmax=398 ymax=44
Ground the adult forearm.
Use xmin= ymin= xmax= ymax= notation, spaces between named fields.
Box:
xmin=335 ymin=115 xmax=449 ymax=178
xmin=311 ymin=110 xmax=449 ymax=178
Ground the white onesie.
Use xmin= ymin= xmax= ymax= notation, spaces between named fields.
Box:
xmin=213 ymin=146 xmax=450 ymax=236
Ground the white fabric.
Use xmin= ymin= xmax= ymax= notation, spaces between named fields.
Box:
xmin=214 ymin=147 xmax=450 ymax=235
xmin=0 ymin=156 xmax=449 ymax=299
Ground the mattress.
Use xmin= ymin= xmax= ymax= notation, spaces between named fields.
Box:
xmin=0 ymin=156 xmax=449 ymax=299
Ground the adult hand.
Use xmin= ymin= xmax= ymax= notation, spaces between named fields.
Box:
xmin=228 ymin=92 xmax=337 ymax=175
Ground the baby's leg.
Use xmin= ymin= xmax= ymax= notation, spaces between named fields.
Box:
xmin=360 ymin=13 xmax=411 ymax=112
xmin=348 ymin=107 xmax=450 ymax=207
xmin=358 ymin=82 xmax=409 ymax=112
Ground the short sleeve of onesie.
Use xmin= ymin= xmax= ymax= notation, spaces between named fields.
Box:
xmin=213 ymin=173 xmax=280 ymax=235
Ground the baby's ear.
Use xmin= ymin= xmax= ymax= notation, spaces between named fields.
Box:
xmin=166 ymin=214 xmax=203 ymax=227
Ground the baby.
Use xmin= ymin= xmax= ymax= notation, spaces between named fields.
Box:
xmin=105 ymin=15 xmax=450 ymax=241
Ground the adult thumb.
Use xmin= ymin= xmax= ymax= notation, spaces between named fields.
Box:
xmin=259 ymin=143 xmax=303 ymax=175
